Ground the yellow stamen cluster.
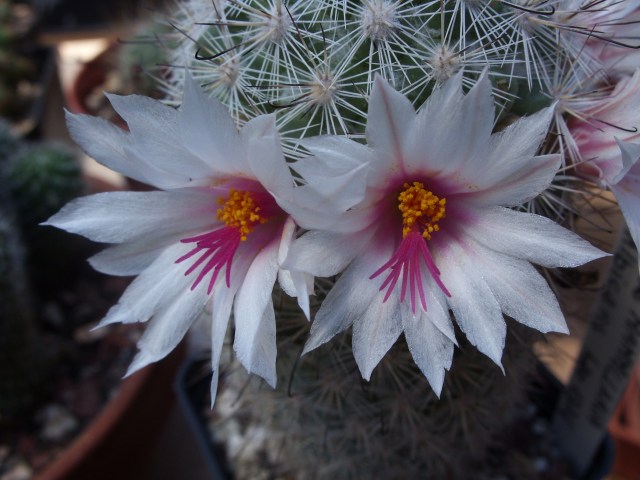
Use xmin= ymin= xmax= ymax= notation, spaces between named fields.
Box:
xmin=398 ymin=181 xmax=446 ymax=239
xmin=217 ymin=189 xmax=268 ymax=241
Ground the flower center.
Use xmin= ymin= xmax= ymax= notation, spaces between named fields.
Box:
xmin=176 ymin=189 xmax=270 ymax=294
xmin=369 ymin=181 xmax=450 ymax=313
xmin=216 ymin=189 xmax=268 ymax=241
xmin=398 ymin=181 xmax=446 ymax=239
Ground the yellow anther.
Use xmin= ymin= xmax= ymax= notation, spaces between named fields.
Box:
xmin=216 ymin=189 xmax=268 ymax=241
xmin=397 ymin=181 xmax=446 ymax=239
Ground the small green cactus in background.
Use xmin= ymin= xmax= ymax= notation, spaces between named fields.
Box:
xmin=0 ymin=121 xmax=84 ymax=423
xmin=5 ymin=143 xmax=83 ymax=231
xmin=0 ymin=208 xmax=43 ymax=424
xmin=2 ymin=141 xmax=84 ymax=293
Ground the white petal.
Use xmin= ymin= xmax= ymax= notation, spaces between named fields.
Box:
xmin=278 ymin=269 xmax=313 ymax=320
xmin=406 ymin=72 xmax=494 ymax=179
xmin=292 ymin=143 xmax=370 ymax=214
xmin=465 ymin=206 xmax=608 ymax=268
xmin=404 ymin=72 xmax=464 ymax=174
xmin=209 ymin=282 xmax=235 ymax=405
xmin=472 ymin=242 xmax=569 ymax=334
xmin=422 ymin=273 xmax=457 ymax=344
xmin=44 ymin=190 xmax=214 ymax=244
xmin=243 ymin=115 xmax=294 ymax=199
xmin=180 ymin=75 xmax=246 ymax=175
xmin=233 ymin=239 xmax=280 ymax=386
xmin=367 ymin=75 xmax=416 ymax=173
xmin=65 ymin=111 xmax=148 ymax=184
xmin=402 ymin=307 xmax=454 ymax=397
xmin=98 ymin=242 xmax=197 ymax=326
xmin=439 ymin=242 xmax=506 ymax=369
xmin=277 ymin=217 xmax=313 ymax=319
xmin=277 ymin=216 xmax=297 ymax=266
xmin=472 ymin=106 xmax=555 ymax=192
xmin=125 ymin=279 xmax=209 ymax=376
xmin=88 ymin=233 xmax=182 ymax=276
xmin=467 ymin=154 xmax=561 ymax=206
xmin=352 ymin=289 xmax=403 ymax=381
xmin=284 ymin=186 xmax=374 ymax=233
xmin=210 ymin=246 xmax=255 ymax=404
xmin=298 ymin=136 xmax=371 ymax=174
xmin=303 ymin=253 xmax=381 ymax=355
xmin=121 ymin=144 xmax=212 ymax=190
xmin=107 ymin=92 xmax=178 ymax=136
xmin=284 ymin=229 xmax=373 ymax=277
xmin=107 ymin=93 xmax=214 ymax=186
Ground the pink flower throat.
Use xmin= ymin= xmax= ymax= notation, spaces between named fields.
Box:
xmin=176 ymin=189 xmax=270 ymax=293
xmin=370 ymin=181 xmax=451 ymax=313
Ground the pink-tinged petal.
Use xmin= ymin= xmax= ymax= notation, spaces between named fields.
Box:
xmin=367 ymin=75 xmax=416 ymax=173
xmin=284 ymin=229 xmax=374 ymax=278
xmin=98 ymin=242 xmax=196 ymax=327
xmin=468 ymin=154 xmax=561 ymax=206
xmin=180 ymin=75 xmax=246 ymax=176
xmin=44 ymin=190 xmax=215 ymax=244
xmin=209 ymin=281 xmax=235 ymax=405
xmin=612 ymin=182 xmax=640 ymax=268
xmin=406 ymin=72 xmax=495 ymax=179
xmin=465 ymin=206 xmax=608 ymax=268
xmin=402 ymin=305 xmax=454 ymax=398
xmin=302 ymin=254 xmax=381 ymax=355
xmin=470 ymin=242 xmax=569 ymax=334
xmin=233 ymin=238 xmax=280 ymax=387
xmin=571 ymin=71 xmax=640 ymax=180
xmin=612 ymin=139 xmax=640 ymax=184
xmin=125 ymin=277 xmax=209 ymax=377
xmin=243 ymin=115 xmax=294 ymax=199
xmin=65 ymin=111 xmax=148 ymax=184
xmin=352 ymin=288 xmax=403 ymax=381
xmin=438 ymin=242 xmax=506 ymax=369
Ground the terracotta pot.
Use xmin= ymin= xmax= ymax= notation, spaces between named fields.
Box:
xmin=33 ymin=343 xmax=185 ymax=480
xmin=65 ymin=45 xmax=119 ymax=118
xmin=609 ymin=365 xmax=640 ymax=479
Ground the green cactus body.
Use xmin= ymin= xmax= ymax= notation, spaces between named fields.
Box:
xmin=5 ymin=143 xmax=83 ymax=230
xmin=209 ymin=281 xmax=539 ymax=479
